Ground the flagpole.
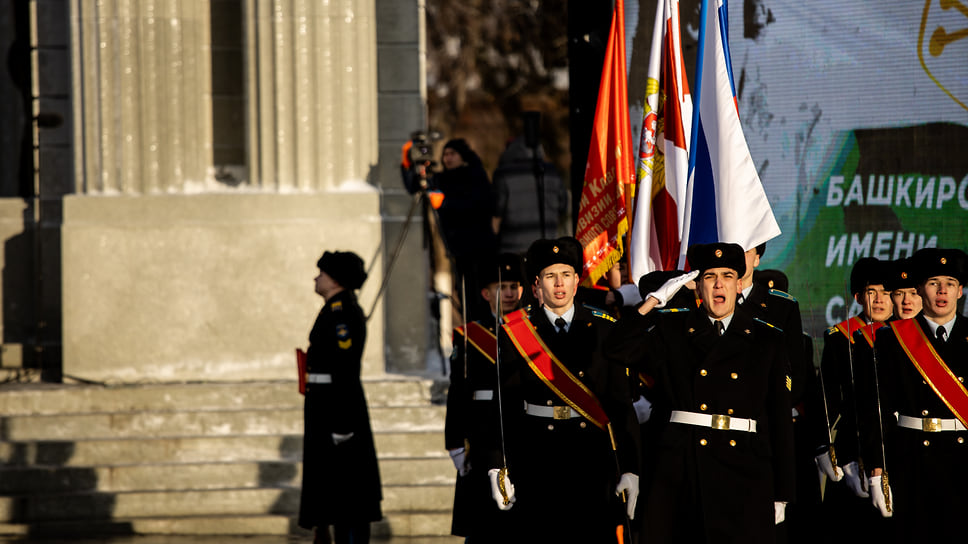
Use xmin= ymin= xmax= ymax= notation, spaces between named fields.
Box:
xmin=678 ymin=0 xmax=709 ymax=268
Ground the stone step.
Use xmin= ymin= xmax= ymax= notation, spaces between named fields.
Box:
xmin=0 ymin=405 xmax=445 ymax=441
xmin=0 ymin=458 xmax=455 ymax=495
xmin=0 ymin=483 xmax=454 ymax=523
xmin=0 ymin=378 xmax=436 ymax=416
xmin=0 ymin=431 xmax=447 ymax=467
xmin=0 ymin=511 xmax=459 ymax=539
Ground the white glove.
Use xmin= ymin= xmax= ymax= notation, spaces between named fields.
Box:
xmin=870 ymin=475 xmax=893 ymax=517
xmin=843 ymin=461 xmax=869 ymax=498
xmin=814 ymin=451 xmax=843 ymax=482
xmin=646 ymin=270 xmax=699 ymax=308
xmin=448 ymin=447 xmax=470 ymax=476
xmin=332 ymin=432 xmax=354 ymax=445
xmin=633 ymin=396 xmax=653 ymax=424
xmin=615 ymin=472 xmax=639 ymax=519
xmin=488 ymin=468 xmax=516 ymax=511
xmin=774 ymin=501 xmax=787 ymax=525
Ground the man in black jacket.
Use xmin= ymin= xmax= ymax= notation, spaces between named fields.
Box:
xmin=861 ymin=247 xmax=968 ymax=542
xmin=606 ymin=242 xmax=795 ymax=543
xmin=484 ymin=237 xmax=640 ymax=543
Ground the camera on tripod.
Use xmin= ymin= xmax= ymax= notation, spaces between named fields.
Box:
xmin=401 ymin=129 xmax=443 ymax=193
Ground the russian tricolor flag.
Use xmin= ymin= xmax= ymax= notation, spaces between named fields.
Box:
xmin=679 ymin=0 xmax=780 ymax=267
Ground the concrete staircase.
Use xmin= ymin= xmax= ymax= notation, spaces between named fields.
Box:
xmin=0 ymin=378 xmax=460 ymax=540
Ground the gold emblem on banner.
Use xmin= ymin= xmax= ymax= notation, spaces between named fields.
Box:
xmin=919 ymin=0 xmax=968 ymax=111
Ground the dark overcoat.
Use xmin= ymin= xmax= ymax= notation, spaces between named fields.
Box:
xmin=298 ymin=290 xmax=382 ymax=529
xmin=860 ymin=314 xmax=968 ymax=542
xmin=444 ymin=313 xmax=516 ymax=538
xmin=484 ymin=304 xmax=640 ymax=543
xmin=606 ymin=305 xmax=795 ymax=544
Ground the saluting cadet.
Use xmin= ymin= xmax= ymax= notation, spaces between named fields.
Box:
xmin=444 ymin=252 xmax=525 ymax=541
xmin=812 ymin=257 xmax=892 ymax=543
xmin=483 ymin=236 xmax=640 ymax=543
xmin=741 ymin=249 xmax=818 ymax=544
xmin=606 ymin=242 xmax=795 ymax=543
xmin=860 ymin=248 xmax=968 ymax=542
xmin=299 ymin=251 xmax=382 ymax=544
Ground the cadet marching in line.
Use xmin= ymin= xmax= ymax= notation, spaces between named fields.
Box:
xmin=441 ymin=239 xmax=967 ymax=543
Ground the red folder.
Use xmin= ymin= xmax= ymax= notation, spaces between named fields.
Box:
xmin=296 ymin=348 xmax=307 ymax=395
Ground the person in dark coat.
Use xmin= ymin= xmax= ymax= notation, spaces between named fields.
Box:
xmin=859 ymin=247 xmax=968 ymax=543
xmin=811 ymin=257 xmax=893 ymax=543
xmin=606 ymin=242 xmax=796 ymax=543
xmin=483 ymin=237 xmax=640 ymax=544
xmin=433 ymin=138 xmax=498 ymax=322
xmin=491 ymin=136 xmax=569 ymax=254
xmin=444 ymin=252 xmax=525 ymax=541
xmin=742 ymin=249 xmax=818 ymax=544
xmin=298 ymin=251 xmax=382 ymax=544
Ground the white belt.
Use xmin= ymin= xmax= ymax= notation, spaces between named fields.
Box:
xmin=472 ymin=390 xmax=494 ymax=401
xmin=524 ymin=402 xmax=581 ymax=420
xmin=307 ymin=373 xmax=332 ymax=384
xmin=897 ymin=415 xmax=966 ymax=432
xmin=670 ymin=410 xmax=757 ymax=433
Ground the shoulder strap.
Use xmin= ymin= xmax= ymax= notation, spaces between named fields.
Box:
xmin=502 ymin=315 xmax=610 ymax=430
xmin=891 ymin=319 xmax=968 ymax=428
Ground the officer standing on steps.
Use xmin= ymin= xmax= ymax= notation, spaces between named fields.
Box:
xmin=444 ymin=252 xmax=525 ymax=542
xmin=606 ymin=242 xmax=795 ymax=543
xmin=298 ymin=251 xmax=382 ymax=544
xmin=483 ymin=236 xmax=640 ymax=544
xmin=860 ymin=247 xmax=968 ymax=543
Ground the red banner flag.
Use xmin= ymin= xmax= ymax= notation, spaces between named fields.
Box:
xmin=575 ymin=0 xmax=633 ymax=287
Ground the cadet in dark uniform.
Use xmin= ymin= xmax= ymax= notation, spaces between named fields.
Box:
xmin=484 ymin=237 xmax=640 ymax=543
xmin=298 ymin=251 xmax=382 ymax=544
xmin=607 ymin=243 xmax=796 ymax=543
xmin=741 ymin=250 xmax=818 ymax=544
xmin=444 ymin=253 xmax=525 ymax=541
xmin=860 ymin=248 xmax=968 ymax=543
xmin=812 ymin=257 xmax=892 ymax=543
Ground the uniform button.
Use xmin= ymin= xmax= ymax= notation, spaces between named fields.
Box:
xmin=579 ymin=421 xmax=587 ymax=429
xmin=731 ymin=373 xmax=739 ymax=380
xmin=959 ymin=376 xmax=964 ymax=383
xmin=922 ymin=409 xmax=929 ymax=416
xmin=700 ymin=369 xmax=708 ymax=376
xmin=729 ymin=440 xmax=737 ymax=447
xmin=700 ymin=439 xmax=708 ymax=446
xmin=727 ymin=408 xmax=734 ymax=415
xmin=700 ymin=404 xmax=708 ymax=411
xmin=923 ymin=440 xmax=930 ymax=447
xmin=958 ymin=437 xmax=965 ymax=444
xmin=578 ymin=371 xmax=585 ymax=378
xmin=547 ymin=400 xmax=554 ymax=406
xmin=547 ymin=424 xmax=554 ymax=431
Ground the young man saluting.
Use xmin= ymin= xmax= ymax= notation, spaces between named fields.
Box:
xmin=606 ymin=242 xmax=795 ymax=543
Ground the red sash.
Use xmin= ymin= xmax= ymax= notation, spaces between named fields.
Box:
xmin=856 ymin=321 xmax=885 ymax=348
xmin=502 ymin=314 xmax=610 ymax=430
xmin=296 ymin=348 xmax=307 ymax=395
xmin=455 ymin=322 xmax=498 ymax=364
xmin=891 ymin=319 xmax=968 ymax=429
xmin=835 ymin=316 xmax=872 ymax=345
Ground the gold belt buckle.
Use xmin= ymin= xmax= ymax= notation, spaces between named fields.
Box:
xmin=711 ymin=414 xmax=731 ymax=430
xmin=553 ymin=406 xmax=572 ymax=420
xmin=923 ymin=417 xmax=942 ymax=432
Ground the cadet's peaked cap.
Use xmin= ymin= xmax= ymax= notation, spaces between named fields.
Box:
xmin=526 ymin=237 xmax=584 ymax=279
xmin=480 ymin=252 xmax=525 ymax=286
xmin=912 ymin=247 xmax=968 ymax=285
xmin=686 ymin=243 xmax=746 ymax=277
xmin=317 ymin=250 xmax=367 ymax=290
xmin=884 ymin=258 xmax=918 ymax=291
xmin=849 ymin=257 xmax=888 ymax=295
xmin=753 ymin=269 xmax=789 ymax=292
